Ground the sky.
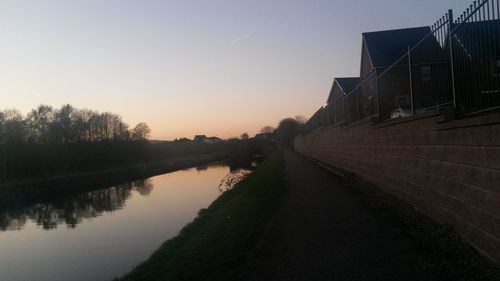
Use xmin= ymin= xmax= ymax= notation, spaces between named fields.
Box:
xmin=0 ymin=0 xmax=474 ymax=140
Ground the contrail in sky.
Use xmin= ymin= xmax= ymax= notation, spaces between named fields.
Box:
xmin=228 ymin=17 xmax=283 ymax=45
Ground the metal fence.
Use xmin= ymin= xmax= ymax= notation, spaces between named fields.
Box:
xmin=452 ymin=0 xmax=500 ymax=112
xmin=305 ymin=0 xmax=500 ymax=130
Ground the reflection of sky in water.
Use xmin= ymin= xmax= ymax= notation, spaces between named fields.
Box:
xmin=0 ymin=164 xmax=251 ymax=281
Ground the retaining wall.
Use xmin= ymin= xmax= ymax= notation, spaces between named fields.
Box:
xmin=294 ymin=111 xmax=500 ymax=264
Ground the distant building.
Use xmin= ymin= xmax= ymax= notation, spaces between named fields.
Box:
xmin=173 ymin=137 xmax=191 ymax=143
xmin=193 ymin=135 xmax=223 ymax=143
xmin=193 ymin=135 xmax=207 ymax=142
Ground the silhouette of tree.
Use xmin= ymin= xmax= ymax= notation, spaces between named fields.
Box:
xmin=0 ymin=104 xmax=145 ymax=144
xmin=276 ymin=118 xmax=300 ymax=148
xmin=260 ymin=126 xmax=275 ymax=134
xmin=295 ymin=115 xmax=307 ymax=124
xmin=26 ymin=105 xmax=54 ymax=143
xmin=51 ymin=104 xmax=75 ymax=144
xmin=131 ymin=122 xmax=151 ymax=141
xmin=0 ymin=109 xmax=26 ymax=143
xmin=240 ymin=132 xmax=249 ymax=140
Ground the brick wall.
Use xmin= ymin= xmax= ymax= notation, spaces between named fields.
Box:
xmin=294 ymin=111 xmax=500 ymax=264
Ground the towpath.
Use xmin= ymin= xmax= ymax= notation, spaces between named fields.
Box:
xmin=245 ymin=151 xmax=439 ymax=281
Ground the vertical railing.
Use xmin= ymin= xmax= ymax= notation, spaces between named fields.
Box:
xmin=305 ymin=0 xmax=500 ymax=129
xmin=451 ymin=0 xmax=500 ymax=112
xmin=377 ymin=12 xmax=453 ymax=120
xmin=335 ymin=95 xmax=345 ymax=123
xmin=342 ymin=72 xmax=378 ymax=124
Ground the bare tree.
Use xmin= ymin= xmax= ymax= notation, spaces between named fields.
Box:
xmin=51 ymin=104 xmax=75 ymax=144
xmin=131 ymin=122 xmax=151 ymax=141
xmin=295 ymin=115 xmax=307 ymax=124
xmin=26 ymin=105 xmax=54 ymax=143
xmin=0 ymin=109 xmax=26 ymax=143
xmin=260 ymin=126 xmax=275 ymax=134
xmin=0 ymin=104 xmax=143 ymax=144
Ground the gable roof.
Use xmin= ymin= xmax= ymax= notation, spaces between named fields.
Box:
xmin=452 ymin=19 xmax=500 ymax=58
xmin=363 ymin=26 xmax=432 ymax=68
xmin=336 ymin=78 xmax=359 ymax=93
xmin=327 ymin=77 xmax=359 ymax=103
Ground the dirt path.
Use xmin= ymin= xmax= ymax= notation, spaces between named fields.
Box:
xmin=245 ymin=151 xmax=439 ymax=281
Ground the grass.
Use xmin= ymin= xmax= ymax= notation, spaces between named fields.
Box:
xmin=116 ymin=152 xmax=284 ymax=281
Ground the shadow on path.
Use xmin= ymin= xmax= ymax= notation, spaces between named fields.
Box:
xmin=245 ymin=151 xmax=438 ymax=281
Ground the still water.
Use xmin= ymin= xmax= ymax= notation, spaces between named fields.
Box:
xmin=0 ymin=163 xmax=252 ymax=281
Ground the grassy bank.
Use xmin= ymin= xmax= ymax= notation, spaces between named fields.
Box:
xmin=0 ymin=151 xmax=230 ymax=212
xmin=117 ymin=152 xmax=284 ymax=281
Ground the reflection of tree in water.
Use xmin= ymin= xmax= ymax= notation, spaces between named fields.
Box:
xmin=218 ymin=169 xmax=251 ymax=193
xmin=0 ymin=179 xmax=153 ymax=231
xmin=133 ymin=179 xmax=153 ymax=196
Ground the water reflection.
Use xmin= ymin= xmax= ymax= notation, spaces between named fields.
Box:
xmin=0 ymin=179 xmax=152 ymax=231
xmin=0 ymin=158 xmax=261 ymax=232
xmin=0 ymin=162 xmax=262 ymax=281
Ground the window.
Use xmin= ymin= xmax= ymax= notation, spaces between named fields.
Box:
xmin=421 ymin=66 xmax=432 ymax=82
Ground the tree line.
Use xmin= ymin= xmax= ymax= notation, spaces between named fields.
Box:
xmin=0 ymin=104 xmax=151 ymax=144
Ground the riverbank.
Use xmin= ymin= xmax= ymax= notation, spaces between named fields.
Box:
xmin=116 ymin=152 xmax=284 ymax=281
xmin=0 ymin=150 xmax=233 ymax=211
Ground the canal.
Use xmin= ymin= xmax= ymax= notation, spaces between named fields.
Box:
xmin=0 ymin=162 xmax=255 ymax=281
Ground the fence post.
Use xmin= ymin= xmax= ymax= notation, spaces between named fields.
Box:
xmin=342 ymin=96 xmax=346 ymax=124
xmin=408 ymin=46 xmax=415 ymax=115
xmin=375 ymin=73 xmax=380 ymax=120
xmin=356 ymin=90 xmax=360 ymax=121
xmin=448 ymin=9 xmax=457 ymax=108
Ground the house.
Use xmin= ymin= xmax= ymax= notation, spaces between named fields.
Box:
xmin=325 ymin=77 xmax=359 ymax=124
xmin=193 ymin=135 xmax=206 ymax=142
xmin=359 ymin=26 xmax=447 ymax=120
xmin=451 ymin=19 xmax=500 ymax=110
xmin=305 ymin=107 xmax=324 ymax=131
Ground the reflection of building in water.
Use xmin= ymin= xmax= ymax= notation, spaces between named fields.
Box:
xmin=0 ymin=179 xmax=152 ymax=231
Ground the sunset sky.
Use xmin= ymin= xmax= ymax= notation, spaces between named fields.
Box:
xmin=0 ymin=0 xmax=473 ymax=140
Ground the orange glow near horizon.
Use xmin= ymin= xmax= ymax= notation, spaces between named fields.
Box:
xmin=0 ymin=0 xmax=472 ymax=140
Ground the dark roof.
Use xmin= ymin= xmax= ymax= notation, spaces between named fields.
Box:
xmin=327 ymin=77 xmax=359 ymax=103
xmin=452 ymin=19 xmax=500 ymax=58
xmin=363 ymin=26 xmax=431 ymax=67
xmin=336 ymin=78 xmax=359 ymax=93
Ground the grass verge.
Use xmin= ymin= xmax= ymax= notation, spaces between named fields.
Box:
xmin=116 ymin=152 xmax=284 ymax=281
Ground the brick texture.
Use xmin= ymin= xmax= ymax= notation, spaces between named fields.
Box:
xmin=294 ymin=112 xmax=500 ymax=264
